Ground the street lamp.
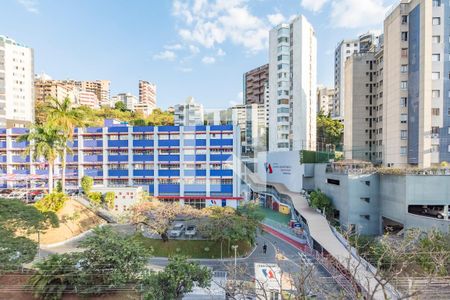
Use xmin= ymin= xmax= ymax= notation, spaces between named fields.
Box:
xmin=231 ymin=244 xmax=238 ymax=284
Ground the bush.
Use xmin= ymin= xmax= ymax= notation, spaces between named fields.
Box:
xmin=81 ymin=176 xmax=93 ymax=194
xmin=104 ymin=192 xmax=115 ymax=209
xmin=310 ymin=189 xmax=333 ymax=215
xmin=88 ymin=192 xmax=102 ymax=207
xmin=35 ymin=192 xmax=68 ymax=213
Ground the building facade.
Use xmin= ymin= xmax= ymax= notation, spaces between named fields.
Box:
xmin=382 ymin=0 xmax=449 ymax=168
xmin=0 ymin=123 xmax=242 ymax=208
xmin=243 ymin=64 xmax=269 ymax=105
xmin=268 ymin=15 xmax=317 ymax=152
xmin=317 ymin=86 xmax=334 ymax=116
xmin=174 ymin=97 xmax=204 ymax=126
xmin=111 ymin=93 xmax=138 ymax=111
xmin=0 ymin=36 xmax=34 ymax=128
xmin=333 ymin=33 xmax=379 ymax=120
xmin=139 ymin=80 xmax=157 ymax=110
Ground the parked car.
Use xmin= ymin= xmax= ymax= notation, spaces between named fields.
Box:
xmin=422 ymin=206 xmax=446 ymax=219
xmin=169 ymin=223 xmax=185 ymax=237
xmin=185 ymin=225 xmax=197 ymax=237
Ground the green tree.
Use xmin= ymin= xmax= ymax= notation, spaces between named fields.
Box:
xmin=28 ymin=253 xmax=80 ymax=300
xmin=310 ymin=189 xmax=333 ymax=216
xmin=35 ymin=192 xmax=69 ymax=213
xmin=43 ymin=97 xmax=84 ymax=193
xmin=317 ymin=112 xmax=344 ymax=151
xmin=81 ymin=175 xmax=93 ymax=194
xmin=0 ymin=199 xmax=58 ymax=269
xmin=87 ymin=192 xmax=102 ymax=207
xmin=104 ymin=192 xmax=115 ymax=209
xmin=55 ymin=181 xmax=62 ymax=193
xmin=140 ymin=256 xmax=212 ymax=300
xmin=75 ymin=226 xmax=152 ymax=294
xmin=18 ymin=124 xmax=63 ymax=193
xmin=114 ymin=101 xmax=128 ymax=112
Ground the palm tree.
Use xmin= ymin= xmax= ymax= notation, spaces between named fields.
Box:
xmin=43 ymin=97 xmax=84 ymax=193
xmin=18 ymin=124 xmax=63 ymax=193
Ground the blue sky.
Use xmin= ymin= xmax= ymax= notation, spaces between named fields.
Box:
xmin=2 ymin=0 xmax=397 ymax=109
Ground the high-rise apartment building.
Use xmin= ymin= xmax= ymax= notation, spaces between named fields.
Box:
xmin=334 ymin=33 xmax=379 ymax=120
xmin=174 ymin=97 xmax=204 ymax=126
xmin=383 ymin=0 xmax=446 ymax=168
xmin=80 ymin=80 xmax=110 ymax=106
xmin=268 ymin=15 xmax=317 ymax=152
xmin=139 ymin=80 xmax=157 ymax=110
xmin=0 ymin=36 xmax=34 ymax=127
xmin=111 ymin=93 xmax=138 ymax=111
xmin=317 ymin=86 xmax=334 ymax=116
xmin=243 ymin=64 xmax=269 ymax=105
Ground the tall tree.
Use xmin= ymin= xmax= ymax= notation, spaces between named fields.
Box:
xmin=141 ymin=256 xmax=212 ymax=300
xmin=316 ymin=112 xmax=344 ymax=151
xmin=18 ymin=124 xmax=63 ymax=193
xmin=43 ymin=97 xmax=84 ymax=192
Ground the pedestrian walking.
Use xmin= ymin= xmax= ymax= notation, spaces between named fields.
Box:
xmin=262 ymin=243 xmax=267 ymax=254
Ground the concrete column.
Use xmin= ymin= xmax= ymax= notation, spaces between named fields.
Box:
xmin=153 ymin=127 xmax=159 ymax=196
xmin=102 ymin=128 xmax=108 ymax=186
xmin=206 ymin=126 xmax=211 ymax=197
xmin=179 ymin=126 xmax=184 ymax=198
xmin=128 ymin=127 xmax=133 ymax=186
xmin=78 ymin=129 xmax=84 ymax=187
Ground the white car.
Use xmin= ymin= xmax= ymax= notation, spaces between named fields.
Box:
xmin=169 ymin=223 xmax=185 ymax=237
xmin=185 ymin=225 xmax=197 ymax=237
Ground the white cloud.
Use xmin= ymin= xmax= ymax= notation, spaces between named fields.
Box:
xmin=217 ymin=48 xmax=226 ymax=56
xmin=164 ymin=44 xmax=183 ymax=50
xmin=189 ymin=45 xmax=200 ymax=54
xmin=330 ymin=0 xmax=390 ymax=28
xmin=202 ymin=56 xmax=216 ymax=64
xmin=173 ymin=0 xmax=269 ymax=53
xmin=153 ymin=50 xmax=176 ymax=61
xmin=16 ymin=0 xmax=39 ymax=14
xmin=267 ymin=13 xmax=285 ymax=26
xmin=301 ymin=0 xmax=328 ymax=12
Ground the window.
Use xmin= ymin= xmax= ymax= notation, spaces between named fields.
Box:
xmin=432 ymin=108 xmax=440 ymax=116
xmin=448 ymin=145 xmax=450 ymax=153
xmin=432 ymin=72 xmax=440 ymax=80
xmin=400 ymin=113 xmax=408 ymax=123
xmin=432 ymin=127 xmax=440 ymax=135
xmin=400 ymin=146 xmax=407 ymax=156
xmin=400 ymin=65 xmax=408 ymax=73
xmin=432 ymin=90 xmax=441 ymax=98
xmin=433 ymin=35 xmax=441 ymax=43
xmin=432 ymin=17 xmax=441 ymax=25
xmin=400 ymin=97 xmax=408 ymax=107
xmin=401 ymin=130 xmax=408 ymax=140
xmin=433 ymin=0 xmax=441 ymax=7
xmin=401 ymin=81 xmax=408 ymax=89
xmin=401 ymin=48 xmax=408 ymax=57
xmin=432 ymin=54 xmax=441 ymax=62
xmin=327 ymin=178 xmax=340 ymax=185
xmin=401 ymin=32 xmax=408 ymax=41
xmin=401 ymin=15 xmax=408 ymax=24
xmin=448 ymin=127 xmax=450 ymax=135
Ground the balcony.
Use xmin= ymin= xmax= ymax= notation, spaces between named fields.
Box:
xmin=210 ymin=154 xmax=233 ymax=161
xmin=108 ymin=140 xmax=128 ymax=148
xmin=133 ymin=169 xmax=154 ymax=177
xmin=85 ymin=127 xmax=102 ymax=134
xmin=158 ymin=154 xmax=180 ymax=162
xmin=210 ymin=125 xmax=233 ymax=131
xmin=210 ymin=139 xmax=233 ymax=146
xmin=158 ymin=169 xmax=180 ymax=177
xmin=12 ymin=169 xmax=30 ymax=175
xmin=0 ymin=141 xmax=6 ymax=148
xmin=210 ymin=169 xmax=233 ymax=177
xmin=210 ymin=184 xmax=233 ymax=195
xmin=158 ymin=140 xmax=180 ymax=147
xmin=11 ymin=141 xmax=28 ymax=148
xmin=184 ymin=139 xmax=206 ymax=147
xmin=184 ymin=169 xmax=206 ymax=177
xmin=132 ymin=126 xmax=154 ymax=133
xmin=35 ymin=169 xmax=48 ymax=175
xmin=84 ymin=155 xmax=103 ymax=162
xmin=184 ymin=184 xmax=207 ymax=193
xmin=66 ymin=155 xmax=78 ymax=163
xmin=0 ymin=156 xmax=6 ymax=163
xmin=183 ymin=154 xmax=206 ymax=161
xmin=83 ymin=140 xmax=103 ymax=148
xmin=133 ymin=140 xmax=154 ymax=147
xmin=133 ymin=154 xmax=154 ymax=162
xmin=108 ymin=126 xmax=128 ymax=133
xmin=12 ymin=155 xmax=30 ymax=163
xmin=158 ymin=184 xmax=180 ymax=194
xmin=158 ymin=126 xmax=179 ymax=132
xmin=84 ymin=169 xmax=103 ymax=177
xmin=108 ymin=155 xmax=128 ymax=162
xmin=67 ymin=141 xmax=78 ymax=148
xmin=108 ymin=169 xmax=129 ymax=177
xmin=11 ymin=128 xmax=28 ymax=135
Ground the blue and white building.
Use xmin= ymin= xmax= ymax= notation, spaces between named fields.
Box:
xmin=0 ymin=121 xmax=242 ymax=208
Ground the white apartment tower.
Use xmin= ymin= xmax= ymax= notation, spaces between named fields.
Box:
xmin=0 ymin=36 xmax=34 ymax=127
xmin=174 ymin=97 xmax=204 ymax=126
xmin=268 ymin=15 xmax=317 ymax=152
